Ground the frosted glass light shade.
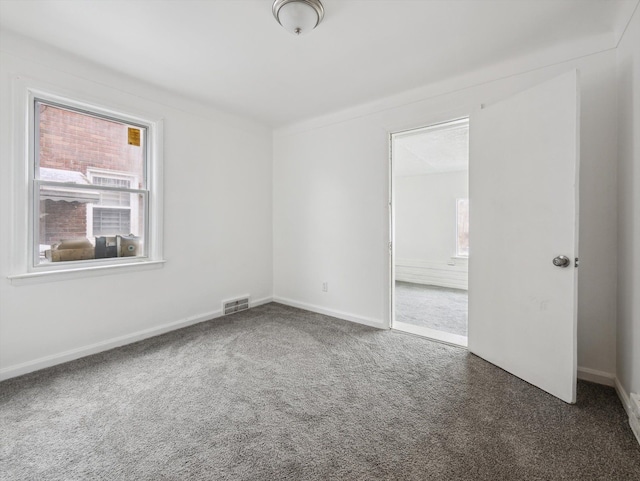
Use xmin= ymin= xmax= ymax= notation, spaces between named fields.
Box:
xmin=273 ymin=0 xmax=324 ymax=36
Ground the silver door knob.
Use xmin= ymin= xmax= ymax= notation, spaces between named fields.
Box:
xmin=553 ymin=255 xmax=571 ymax=268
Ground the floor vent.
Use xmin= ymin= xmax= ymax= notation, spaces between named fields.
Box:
xmin=223 ymin=296 xmax=250 ymax=316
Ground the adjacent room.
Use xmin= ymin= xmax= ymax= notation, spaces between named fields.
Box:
xmin=1 ymin=1 xmax=639 ymax=480
xmin=392 ymin=118 xmax=469 ymax=347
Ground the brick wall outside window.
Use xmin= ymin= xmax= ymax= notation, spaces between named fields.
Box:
xmin=40 ymin=200 xmax=87 ymax=245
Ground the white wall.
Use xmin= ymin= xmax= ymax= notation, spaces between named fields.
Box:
xmin=0 ymin=31 xmax=273 ymax=379
xmin=616 ymin=8 xmax=640 ymax=398
xmin=274 ymin=48 xmax=618 ymax=376
xmin=395 ymin=171 xmax=468 ymax=289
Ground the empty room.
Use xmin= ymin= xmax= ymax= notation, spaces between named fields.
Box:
xmin=1 ymin=1 xmax=639 ymax=480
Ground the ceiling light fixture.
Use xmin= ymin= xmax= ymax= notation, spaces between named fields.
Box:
xmin=272 ymin=0 xmax=324 ymax=36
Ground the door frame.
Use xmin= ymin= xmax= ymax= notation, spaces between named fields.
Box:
xmin=388 ymin=114 xmax=470 ymax=348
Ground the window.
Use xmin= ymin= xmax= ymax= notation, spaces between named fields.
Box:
xmin=23 ymin=92 xmax=162 ymax=272
xmin=7 ymin=78 xmax=163 ymax=283
xmin=456 ymin=198 xmax=469 ymax=257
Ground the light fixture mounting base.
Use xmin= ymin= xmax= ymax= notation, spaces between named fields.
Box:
xmin=272 ymin=0 xmax=325 ymax=32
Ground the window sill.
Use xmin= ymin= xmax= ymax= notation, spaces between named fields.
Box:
xmin=8 ymin=259 xmax=166 ymax=286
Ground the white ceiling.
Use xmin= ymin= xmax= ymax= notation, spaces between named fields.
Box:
xmin=394 ymin=119 xmax=468 ymax=177
xmin=0 ymin=0 xmax=636 ymax=127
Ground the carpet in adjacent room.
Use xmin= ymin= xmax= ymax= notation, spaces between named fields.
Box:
xmin=395 ymin=281 xmax=468 ymax=336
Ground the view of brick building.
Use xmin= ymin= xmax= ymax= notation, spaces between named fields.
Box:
xmin=38 ymin=102 xmax=145 ymax=250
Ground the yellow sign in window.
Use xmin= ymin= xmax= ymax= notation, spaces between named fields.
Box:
xmin=128 ymin=127 xmax=141 ymax=146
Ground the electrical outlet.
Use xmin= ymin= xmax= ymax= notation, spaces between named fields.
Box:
xmin=322 ymin=282 xmax=328 ymax=292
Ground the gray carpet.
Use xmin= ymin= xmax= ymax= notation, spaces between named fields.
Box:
xmin=395 ymin=281 xmax=468 ymax=336
xmin=1 ymin=303 xmax=638 ymax=481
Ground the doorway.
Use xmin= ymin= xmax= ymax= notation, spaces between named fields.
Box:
xmin=391 ymin=118 xmax=469 ymax=347
xmin=388 ymin=71 xmax=578 ymax=402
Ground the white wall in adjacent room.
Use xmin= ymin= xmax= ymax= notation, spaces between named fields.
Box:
xmin=394 ymin=171 xmax=468 ymax=289
xmin=0 ymin=31 xmax=273 ymax=379
xmin=273 ymin=47 xmax=618 ymax=376
xmin=395 ymin=171 xmax=468 ymax=262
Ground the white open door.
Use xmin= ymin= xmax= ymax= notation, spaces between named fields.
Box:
xmin=468 ymin=70 xmax=579 ymax=403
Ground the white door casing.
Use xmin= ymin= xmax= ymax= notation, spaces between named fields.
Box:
xmin=468 ymin=70 xmax=580 ymax=403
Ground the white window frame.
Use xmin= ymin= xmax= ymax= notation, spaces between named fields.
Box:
xmin=8 ymin=77 xmax=164 ymax=283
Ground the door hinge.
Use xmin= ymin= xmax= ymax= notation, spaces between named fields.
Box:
xmin=389 ymin=241 xmax=392 ymax=251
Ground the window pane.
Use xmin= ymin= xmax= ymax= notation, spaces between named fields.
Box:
xmin=37 ymin=185 xmax=146 ymax=264
xmin=36 ymin=102 xmax=145 ymax=187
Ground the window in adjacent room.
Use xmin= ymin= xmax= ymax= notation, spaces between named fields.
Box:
xmin=456 ymin=197 xmax=470 ymax=257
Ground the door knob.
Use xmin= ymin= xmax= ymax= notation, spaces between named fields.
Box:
xmin=553 ymin=255 xmax=571 ymax=268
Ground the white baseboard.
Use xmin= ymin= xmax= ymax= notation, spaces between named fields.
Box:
xmin=250 ymin=296 xmax=273 ymax=308
xmin=0 ymin=297 xmax=274 ymax=382
xmin=577 ymin=366 xmax=616 ymax=386
xmin=615 ymin=378 xmax=640 ymax=445
xmin=272 ymin=296 xmax=387 ymax=330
